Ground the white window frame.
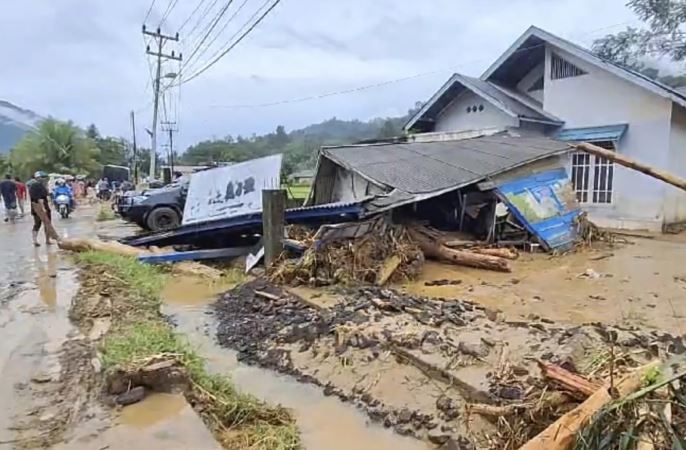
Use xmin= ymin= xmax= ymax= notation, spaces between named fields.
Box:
xmin=569 ymin=141 xmax=616 ymax=206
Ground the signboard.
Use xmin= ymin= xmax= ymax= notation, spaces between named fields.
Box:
xmin=182 ymin=154 xmax=282 ymax=225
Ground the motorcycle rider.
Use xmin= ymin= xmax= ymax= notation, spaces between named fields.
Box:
xmin=52 ymin=178 xmax=74 ymax=212
xmin=96 ymin=177 xmax=110 ymax=200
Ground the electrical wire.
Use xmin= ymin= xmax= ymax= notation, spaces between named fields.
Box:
xmin=181 ymin=0 xmax=235 ymax=70
xmin=181 ymin=0 xmax=251 ymax=76
xmin=180 ymin=0 xmax=281 ymax=85
xmin=178 ymin=0 xmax=208 ymax=33
xmin=184 ymin=0 xmax=221 ymax=44
xmin=159 ymin=0 xmax=180 ymax=27
xmin=143 ymin=0 xmax=157 ymax=24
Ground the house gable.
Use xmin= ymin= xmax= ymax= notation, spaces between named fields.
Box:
xmin=434 ymin=89 xmax=517 ymax=133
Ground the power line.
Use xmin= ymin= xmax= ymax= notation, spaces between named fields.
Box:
xmin=181 ymin=0 xmax=251 ymax=76
xmin=159 ymin=0 xmax=180 ymax=27
xmin=178 ymin=0 xmax=208 ymax=33
xmin=181 ymin=0 xmax=281 ymax=85
xmin=184 ymin=0 xmax=222 ymax=44
xmin=181 ymin=0 xmax=236 ymax=72
xmin=143 ymin=0 xmax=157 ymax=24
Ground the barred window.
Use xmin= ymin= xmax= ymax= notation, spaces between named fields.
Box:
xmin=570 ymin=141 xmax=614 ymax=204
xmin=551 ymin=53 xmax=587 ymax=80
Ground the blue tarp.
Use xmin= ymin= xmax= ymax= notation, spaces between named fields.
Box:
xmin=556 ymin=124 xmax=628 ymax=143
xmin=497 ymin=168 xmax=581 ymax=251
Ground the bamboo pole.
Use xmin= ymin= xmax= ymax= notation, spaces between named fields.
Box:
xmin=576 ymin=142 xmax=686 ymax=192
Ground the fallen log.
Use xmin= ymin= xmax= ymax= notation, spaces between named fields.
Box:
xmin=58 ymin=238 xmax=145 ymax=257
xmin=410 ymin=229 xmax=511 ymax=272
xmin=538 ymin=361 xmax=603 ymax=398
xmin=472 ymin=247 xmax=519 ymax=260
xmin=519 ymin=360 xmax=660 ymax=450
xmin=577 ymin=142 xmax=686 ymax=192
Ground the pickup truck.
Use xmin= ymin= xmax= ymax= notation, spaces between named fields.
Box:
xmin=117 ymin=178 xmax=188 ymax=231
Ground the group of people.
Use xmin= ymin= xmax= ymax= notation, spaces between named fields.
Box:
xmin=0 ymin=171 xmax=69 ymax=246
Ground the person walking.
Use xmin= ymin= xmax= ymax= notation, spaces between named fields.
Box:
xmin=14 ymin=176 xmax=26 ymax=216
xmin=0 ymin=173 xmax=18 ymax=223
xmin=29 ymin=171 xmax=53 ymax=246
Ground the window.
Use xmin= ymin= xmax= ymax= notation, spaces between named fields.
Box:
xmin=551 ymin=53 xmax=587 ymax=80
xmin=570 ymin=141 xmax=615 ymax=204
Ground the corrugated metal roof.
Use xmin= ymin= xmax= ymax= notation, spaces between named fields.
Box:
xmin=556 ymin=124 xmax=628 ymax=143
xmin=322 ymin=134 xmax=572 ymax=195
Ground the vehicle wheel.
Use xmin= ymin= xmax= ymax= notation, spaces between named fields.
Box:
xmin=146 ymin=207 xmax=180 ymax=231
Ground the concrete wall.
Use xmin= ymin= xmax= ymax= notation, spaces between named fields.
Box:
xmin=665 ymin=104 xmax=686 ymax=224
xmin=434 ymin=90 xmax=517 ymax=133
xmin=544 ymin=45 xmax=673 ymax=230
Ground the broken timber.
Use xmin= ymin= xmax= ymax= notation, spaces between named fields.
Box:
xmin=577 ymin=142 xmax=686 ymax=192
xmin=538 ymin=361 xmax=602 ymax=398
xmin=410 ymin=228 xmax=511 ymax=272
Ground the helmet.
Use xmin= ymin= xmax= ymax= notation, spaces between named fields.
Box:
xmin=34 ymin=171 xmax=47 ymax=179
xmin=56 ymin=178 xmax=65 ymax=186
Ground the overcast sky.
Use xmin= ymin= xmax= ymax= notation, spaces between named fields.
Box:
xmin=0 ymin=0 xmax=642 ymax=151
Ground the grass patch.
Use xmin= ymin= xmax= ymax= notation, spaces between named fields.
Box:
xmin=75 ymin=250 xmax=300 ymax=450
xmin=96 ymin=205 xmax=117 ymax=221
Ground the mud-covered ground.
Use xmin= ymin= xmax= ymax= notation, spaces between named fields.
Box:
xmin=213 ymin=274 xmax=684 ymax=448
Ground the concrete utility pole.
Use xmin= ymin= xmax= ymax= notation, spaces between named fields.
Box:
xmin=262 ymin=189 xmax=286 ymax=269
xmin=161 ymin=121 xmax=177 ymax=174
xmin=142 ymin=25 xmax=181 ymax=179
xmin=130 ymin=110 xmax=138 ymax=183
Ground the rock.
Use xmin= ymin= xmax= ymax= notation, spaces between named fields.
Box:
xmin=458 ymin=341 xmax=489 ymax=359
xmin=441 ymin=437 xmax=476 ymax=450
xmin=481 ymin=337 xmax=496 ymax=347
xmin=427 ymin=429 xmax=451 ymax=445
xmin=397 ymin=408 xmax=413 ymax=424
xmin=436 ymin=396 xmax=460 ymax=420
xmin=498 ymin=386 xmax=523 ymax=400
xmin=394 ymin=424 xmax=414 ymax=436
xmin=115 ymin=386 xmax=146 ymax=406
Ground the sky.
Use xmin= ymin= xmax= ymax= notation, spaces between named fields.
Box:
xmin=0 ymin=0 xmax=644 ymax=152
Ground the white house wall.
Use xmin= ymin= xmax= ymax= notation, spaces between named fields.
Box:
xmin=544 ymin=46 xmax=673 ymax=230
xmin=434 ymin=90 xmax=518 ymax=133
xmin=666 ymin=104 xmax=686 ymax=224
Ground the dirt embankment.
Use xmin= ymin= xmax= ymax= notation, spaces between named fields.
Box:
xmin=214 ymin=278 xmax=685 ymax=449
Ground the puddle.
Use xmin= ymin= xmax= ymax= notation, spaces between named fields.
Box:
xmin=118 ymin=393 xmax=187 ymax=428
xmin=162 ymin=276 xmax=237 ymax=306
xmin=164 ymin=300 xmax=430 ymax=450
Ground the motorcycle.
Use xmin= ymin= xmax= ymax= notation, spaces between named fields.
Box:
xmin=97 ymin=188 xmax=112 ymax=201
xmin=55 ymin=193 xmax=72 ymax=219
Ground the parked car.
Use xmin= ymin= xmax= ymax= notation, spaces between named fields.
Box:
xmin=117 ymin=178 xmax=188 ymax=231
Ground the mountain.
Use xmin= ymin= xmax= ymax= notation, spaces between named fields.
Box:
xmin=0 ymin=100 xmax=43 ymax=154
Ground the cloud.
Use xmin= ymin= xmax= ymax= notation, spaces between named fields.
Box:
xmin=0 ymin=0 xmax=639 ymax=151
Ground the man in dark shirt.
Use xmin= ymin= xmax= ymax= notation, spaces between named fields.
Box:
xmin=29 ymin=171 xmax=52 ymax=246
xmin=0 ymin=173 xmax=17 ymax=223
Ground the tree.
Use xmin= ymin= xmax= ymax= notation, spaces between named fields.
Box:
xmin=10 ymin=119 xmax=100 ymax=179
xmin=377 ymin=119 xmax=400 ymax=139
xmin=593 ymin=0 xmax=686 ymax=85
xmin=0 ymin=154 xmax=9 ymax=176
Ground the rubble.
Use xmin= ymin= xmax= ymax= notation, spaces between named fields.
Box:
xmin=213 ymin=277 xmax=685 ymax=448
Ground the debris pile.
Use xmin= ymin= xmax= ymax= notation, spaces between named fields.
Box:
xmin=271 ymin=221 xmax=424 ymax=285
xmin=214 ymin=278 xmax=685 ymax=448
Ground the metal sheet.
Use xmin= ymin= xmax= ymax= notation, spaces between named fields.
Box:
xmin=556 ymin=124 xmax=628 ymax=143
xmin=496 ymin=168 xmax=581 ymax=251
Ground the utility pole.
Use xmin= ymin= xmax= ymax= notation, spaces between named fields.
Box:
xmin=142 ymin=25 xmax=181 ymax=180
xmin=130 ymin=110 xmax=138 ymax=183
xmin=161 ymin=121 xmax=177 ymax=175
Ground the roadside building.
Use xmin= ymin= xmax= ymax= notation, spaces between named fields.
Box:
xmin=404 ymin=26 xmax=686 ymax=231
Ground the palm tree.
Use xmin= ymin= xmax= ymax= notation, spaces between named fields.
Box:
xmin=10 ymin=119 xmax=100 ymax=179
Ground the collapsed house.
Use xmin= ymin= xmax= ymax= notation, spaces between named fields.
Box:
xmin=307 ymin=133 xmax=580 ymax=251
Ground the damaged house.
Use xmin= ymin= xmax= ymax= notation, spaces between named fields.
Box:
xmin=404 ymin=26 xmax=686 ymax=231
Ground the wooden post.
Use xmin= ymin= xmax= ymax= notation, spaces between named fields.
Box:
xmin=262 ymin=189 xmax=286 ymax=269
xmin=576 ymin=142 xmax=686 ymax=192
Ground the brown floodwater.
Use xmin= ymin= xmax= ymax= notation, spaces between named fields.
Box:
xmin=162 ymin=275 xmax=238 ymax=306
xmin=163 ymin=298 xmax=431 ymax=450
xmin=118 ymin=393 xmax=187 ymax=428
xmin=401 ymin=236 xmax=686 ymax=335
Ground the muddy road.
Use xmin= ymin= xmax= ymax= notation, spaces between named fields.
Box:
xmin=0 ymin=207 xmax=96 ymax=445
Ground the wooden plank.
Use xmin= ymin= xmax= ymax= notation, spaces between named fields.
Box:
xmin=375 ymin=255 xmax=402 ymax=286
